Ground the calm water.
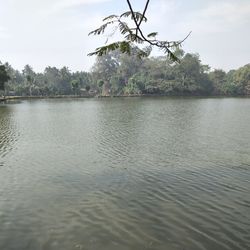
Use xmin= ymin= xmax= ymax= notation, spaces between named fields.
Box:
xmin=0 ymin=97 xmax=250 ymax=250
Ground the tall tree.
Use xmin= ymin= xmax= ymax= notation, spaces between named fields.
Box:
xmin=92 ymin=51 xmax=119 ymax=81
xmin=209 ymin=69 xmax=226 ymax=95
xmin=22 ymin=65 xmax=36 ymax=96
xmin=233 ymin=64 xmax=250 ymax=95
xmin=0 ymin=64 xmax=10 ymax=91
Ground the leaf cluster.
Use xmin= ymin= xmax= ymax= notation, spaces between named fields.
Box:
xmin=88 ymin=11 xmax=149 ymax=59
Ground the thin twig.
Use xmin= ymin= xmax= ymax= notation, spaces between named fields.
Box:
xmin=126 ymin=0 xmax=140 ymax=28
xmin=125 ymin=0 xmax=190 ymax=59
xmin=126 ymin=0 xmax=172 ymax=55
xmin=137 ymin=0 xmax=150 ymax=35
xmin=173 ymin=31 xmax=192 ymax=46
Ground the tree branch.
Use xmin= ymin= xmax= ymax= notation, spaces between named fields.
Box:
xmin=88 ymin=0 xmax=191 ymax=61
xmin=125 ymin=0 xmax=174 ymax=57
xmin=137 ymin=0 xmax=150 ymax=29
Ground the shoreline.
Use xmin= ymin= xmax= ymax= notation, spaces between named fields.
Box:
xmin=0 ymin=95 xmax=93 ymax=102
xmin=1 ymin=94 xmax=249 ymax=102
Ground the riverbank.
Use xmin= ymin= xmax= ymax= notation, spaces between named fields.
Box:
xmin=1 ymin=94 xmax=249 ymax=102
xmin=0 ymin=95 xmax=94 ymax=102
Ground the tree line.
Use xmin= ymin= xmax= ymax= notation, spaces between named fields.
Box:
xmin=1 ymin=49 xmax=250 ymax=97
xmin=0 ymin=64 xmax=92 ymax=96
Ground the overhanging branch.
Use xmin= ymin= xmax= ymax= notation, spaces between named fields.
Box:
xmin=88 ymin=0 xmax=191 ymax=62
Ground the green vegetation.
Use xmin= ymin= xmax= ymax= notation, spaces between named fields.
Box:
xmin=2 ymin=64 xmax=92 ymax=97
xmin=1 ymin=49 xmax=250 ymax=97
xmin=0 ymin=63 xmax=10 ymax=91
xmin=92 ymin=47 xmax=250 ymax=95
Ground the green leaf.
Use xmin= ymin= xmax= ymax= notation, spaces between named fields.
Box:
xmin=103 ymin=15 xmax=118 ymax=22
xmin=88 ymin=42 xmax=121 ymax=56
xmin=118 ymin=21 xmax=131 ymax=35
xmin=120 ymin=11 xmax=147 ymax=22
xmin=88 ymin=21 xmax=115 ymax=36
xmin=119 ymin=41 xmax=131 ymax=54
xmin=125 ymin=33 xmax=144 ymax=44
xmin=147 ymin=32 xmax=158 ymax=38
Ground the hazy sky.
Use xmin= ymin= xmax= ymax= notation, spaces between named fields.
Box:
xmin=0 ymin=0 xmax=249 ymax=72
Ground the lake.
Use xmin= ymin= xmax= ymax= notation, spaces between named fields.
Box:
xmin=0 ymin=97 xmax=250 ymax=250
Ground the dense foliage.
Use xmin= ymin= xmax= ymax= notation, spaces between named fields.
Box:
xmin=0 ymin=64 xmax=10 ymax=91
xmin=2 ymin=64 xmax=93 ymax=96
xmin=91 ymin=49 xmax=213 ymax=96
xmin=1 ymin=49 xmax=250 ymax=97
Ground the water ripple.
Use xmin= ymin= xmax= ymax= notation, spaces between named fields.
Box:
xmin=0 ymin=98 xmax=250 ymax=250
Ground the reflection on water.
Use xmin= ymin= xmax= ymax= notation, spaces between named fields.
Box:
xmin=0 ymin=98 xmax=250 ymax=250
xmin=0 ymin=105 xmax=18 ymax=158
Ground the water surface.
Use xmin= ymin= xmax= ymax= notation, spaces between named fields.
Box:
xmin=0 ymin=97 xmax=250 ymax=250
